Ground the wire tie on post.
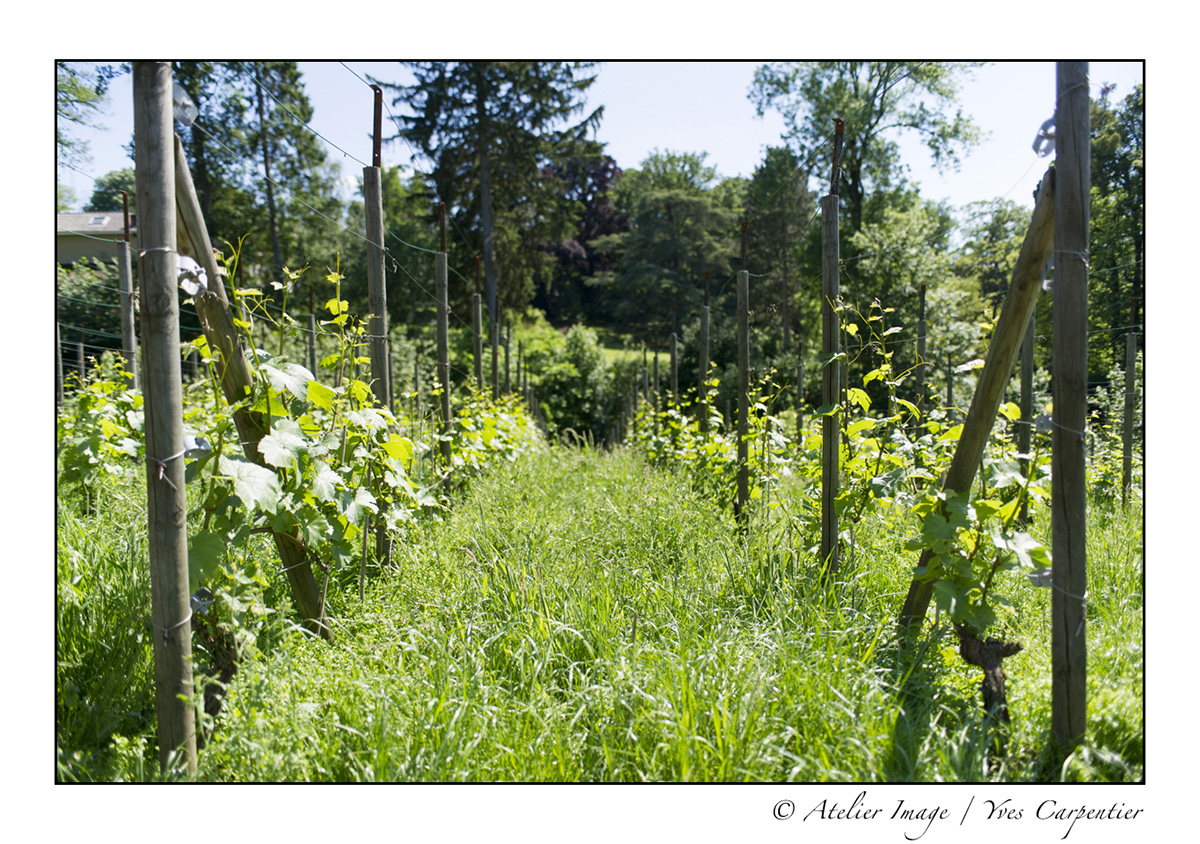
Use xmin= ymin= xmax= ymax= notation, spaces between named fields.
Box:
xmin=154 ymin=609 xmax=193 ymax=643
xmin=1055 ymin=249 xmax=1089 ymax=268
xmin=148 ymin=448 xmax=186 ymax=491
xmin=139 ymin=246 xmax=178 ymax=258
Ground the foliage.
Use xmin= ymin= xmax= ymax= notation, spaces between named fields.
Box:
xmin=173 ymin=61 xmax=345 ymax=289
xmin=952 ymin=199 xmax=1028 ymax=308
xmin=591 ymin=150 xmax=742 ymax=339
xmin=750 ymin=61 xmax=984 ymax=235
xmin=57 ymin=262 xmax=124 ymax=355
xmin=517 ymin=320 xmax=615 ymax=440
xmin=375 ymin=61 xmax=604 ymax=323
xmin=341 ymin=167 xmax=438 ymax=326
xmin=180 ymin=447 xmax=1139 ymax=782
xmin=538 ymin=152 xmax=630 ymax=323
xmin=56 ymin=353 xmax=143 ymax=509
xmin=1087 ymin=83 xmax=1144 ymax=378
xmin=83 ymin=168 xmax=138 ymax=214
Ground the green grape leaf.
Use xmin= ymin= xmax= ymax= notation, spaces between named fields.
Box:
xmin=187 ymin=530 xmax=227 ymax=593
xmin=338 ymin=486 xmax=378 ymax=526
xmin=307 ymin=379 xmax=336 ymax=411
xmin=311 ymin=460 xmax=341 ymax=502
xmin=258 ymin=419 xmax=307 ymax=468
xmin=261 ymin=362 xmax=314 ymax=401
xmin=218 ymin=456 xmax=280 ymax=513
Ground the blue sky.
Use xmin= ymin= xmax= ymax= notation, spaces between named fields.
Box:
xmin=57 ymin=61 xmax=1143 ymax=218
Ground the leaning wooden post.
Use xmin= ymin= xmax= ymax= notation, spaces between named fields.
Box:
xmin=118 ymin=190 xmax=139 ymax=390
xmin=735 ymin=222 xmax=751 ymax=528
xmin=819 ymin=119 xmax=844 ymax=575
xmin=896 ymin=167 xmax=1057 ymax=632
xmin=364 ymin=86 xmax=390 ymax=409
xmin=436 ymin=204 xmax=453 ymax=476
xmin=133 ymin=61 xmax=196 ymax=778
xmin=77 ymin=337 xmax=86 ymax=382
xmin=699 ymin=272 xmax=711 ymax=433
xmin=1051 ymin=61 xmax=1089 ymax=750
xmin=1122 ymin=298 xmax=1138 ymax=508
xmin=174 ymin=137 xmax=331 ymax=640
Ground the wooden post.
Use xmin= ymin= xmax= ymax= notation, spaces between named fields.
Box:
xmin=1122 ymin=298 xmax=1137 ymax=508
xmin=1018 ymin=305 xmax=1036 ymax=523
xmin=652 ymin=345 xmax=660 ymax=437
xmin=308 ymin=281 xmax=318 ymax=377
xmin=897 ymin=167 xmax=1056 ymax=632
xmin=915 ymin=284 xmax=927 ymax=416
xmin=118 ymin=191 xmax=139 ymax=390
xmin=173 ymin=135 xmax=331 ymax=642
xmin=78 ymin=337 xmax=86 ymax=382
xmin=364 ymin=87 xmax=389 ymax=409
xmin=946 ymin=353 xmax=955 ymax=421
xmin=133 ymin=61 xmax=196 ymax=777
xmin=413 ymin=356 xmax=422 ymax=419
xmin=56 ymin=323 xmax=64 ymax=406
xmin=1051 ymin=61 xmax=1089 ymax=749
xmin=735 ymin=221 xmax=750 ymax=527
xmin=491 ymin=318 xmax=500 ymax=401
xmin=670 ymin=333 xmax=679 ymax=405
xmin=699 ymin=272 xmax=711 ymax=433
xmin=818 ymin=121 xmax=845 ymax=575
xmin=472 ymin=292 xmax=483 ymax=391
xmin=653 ymin=342 xmax=660 ymax=409
xmin=819 ymin=192 xmax=841 ymax=573
xmin=436 ymin=205 xmax=452 ymax=476
xmin=504 ymin=321 xmax=511 ymax=395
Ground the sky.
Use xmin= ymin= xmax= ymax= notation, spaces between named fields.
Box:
xmin=57 ymin=61 xmax=1144 ymax=221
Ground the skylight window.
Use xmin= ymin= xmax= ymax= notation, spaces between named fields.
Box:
xmin=89 ymin=216 xmax=108 ymax=226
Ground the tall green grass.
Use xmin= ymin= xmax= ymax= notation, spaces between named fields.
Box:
xmin=173 ymin=446 xmax=1142 ymax=782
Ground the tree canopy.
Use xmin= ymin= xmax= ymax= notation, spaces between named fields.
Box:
xmin=750 ymin=62 xmax=983 ymax=234
xmin=374 ymin=61 xmax=604 ymax=324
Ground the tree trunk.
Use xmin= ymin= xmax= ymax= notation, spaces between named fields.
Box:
xmin=255 ymin=66 xmax=284 ymax=285
xmin=475 ymin=66 xmax=499 ymax=325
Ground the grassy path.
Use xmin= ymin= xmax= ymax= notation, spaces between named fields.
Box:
xmin=181 ymin=445 xmax=1142 ymax=782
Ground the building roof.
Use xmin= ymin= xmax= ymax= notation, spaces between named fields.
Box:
xmin=57 ymin=212 xmax=136 ymax=236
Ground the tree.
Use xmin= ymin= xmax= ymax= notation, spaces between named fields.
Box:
xmin=846 ymin=199 xmax=984 ymax=410
xmin=745 ymin=146 xmax=818 ymax=347
xmin=952 ymin=199 xmax=1029 ymax=308
xmin=375 ymin=62 xmax=603 ymax=324
xmin=83 ymin=168 xmax=137 ymax=213
xmin=1087 ymin=83 xmax=1143 ymax=379
xmin=539 ymin=149 xmax=630 ymax=323
xmin=749 ymin=62 xmax=983 ymax=235
xmin=343 ymin=167 xmax=438 ymax=327
xmin=173 ymin=62 xmax=343 ymax=289
xmin=591 ymin=150 xmax=741 ymax=340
